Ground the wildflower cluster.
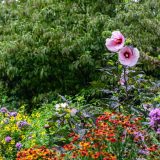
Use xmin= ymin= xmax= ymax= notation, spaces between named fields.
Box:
xmin=16 ymin=146 xmax=57 ymax=160
xmin=0 ymin=105 xmax=51 ymax=159
xmin=61 ymin=112 xmax=159 ymax=159
xmin=0 ymin=107 xmax=29 ymax=158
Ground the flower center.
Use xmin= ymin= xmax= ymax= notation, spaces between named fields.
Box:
xmin=115 ymin=38 xmax=122 ymax=44
xmin=124 ymin=52 xmax=130 ymax=58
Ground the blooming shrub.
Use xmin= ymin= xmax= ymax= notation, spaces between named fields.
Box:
xmin=1 ymin=101 xmax=159 ymax=159
xmin=0 ymin=105 xmax=53 ymax=159
xmin=16 ymin=111 xmax=159 ymax=160
xmin=0 ymin=106 xmax=29 ymax=159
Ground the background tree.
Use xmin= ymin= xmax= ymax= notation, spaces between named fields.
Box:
xmin=0 ymin=0 xmax=159 ymax=109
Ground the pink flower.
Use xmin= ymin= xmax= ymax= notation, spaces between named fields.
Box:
xmin=105 ymin=31 xmax=125 ymax=52
xmin=70 ymin=108 xmax=78 ymax=116
xmin=118 ymin=46 xmax=140 ymax=67
xmin=119 ymin=78 xmax=125 ymax=85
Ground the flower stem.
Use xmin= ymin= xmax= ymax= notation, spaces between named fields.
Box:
xmin=123 ymin=66 xmax=128 ymax=99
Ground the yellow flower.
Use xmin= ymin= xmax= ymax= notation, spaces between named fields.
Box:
xmin=1 ymin=140 xmax=6 ymax=145
xmin=31 ymin=140 xmax=36 ymax=147
xmin=35 ymin=113 xmax=40 ymax=118
xmin=10 ymin=125 xmax=18 ymax=133
xmin=41 ymin=131 xmax=46 ymax=136
xmin=4 ymin=113 xmax=8 ymax=117
xmin=0 ymin=121 xmax=3 ymax=125
xmin=32 ymin=134 xmax=36 ymax=138
xmin=4 ymin=126 xmax=10 ymax=131
xmin=27 ymin=119 xmax=31 ymax=123
xmin=16 ymin=113 xmax=22 ymax=121
xmin=10 ymin=117 xmax=15 ymax=122
xmin=65 ymin=109 xmax=71 ymax=113
xmin=8 ymin=147 xmax=12 ymax=151
xmin=21 ymin=135 xmax=25 ymax=140
xmin=0 ymin=156 xmax=3 ymax=160
xmin=10 ymin=140 xmax=15 ymax=145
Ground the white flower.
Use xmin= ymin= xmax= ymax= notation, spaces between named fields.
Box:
xmin=1 ymin=0 xmax=19 ymax=4
xmin=55 ymin=104 xmax=60 ymax=111
xmin=132 ymin=0 xmax=140 ymax=2
xmin=61 ymin=103 xmax=68 ymax=108
xmin=55 ymin=103 xmax=68 ymax=111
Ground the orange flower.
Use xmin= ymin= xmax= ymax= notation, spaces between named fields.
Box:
xmin=71 ymin=152 xmax=78 ymax=158
xmin=63 ymin=143 xmax=75 ymax=151
xmin=79 ymin=149 xmax=89 ymax=156
xmin=91 ymin=152 xmax=100 ymax=159
xmin=79 ymin=142 xmax=90 ymax=149
xmin=16 ymin=146 xmax=57 ymax=160
xmin=147 ymin=145 xmax=158 ymax=152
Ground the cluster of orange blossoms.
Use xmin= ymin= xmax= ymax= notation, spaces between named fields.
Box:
xmin=16 ymin=146 xmax=59 ymax=160
xmin=16 ymin=112 xmax=159 ymax=160
xmin=62 ymin=112 xmax=158 ymax=159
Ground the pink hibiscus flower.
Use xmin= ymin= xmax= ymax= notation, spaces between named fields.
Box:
xmin=118 ymin=46 xmax=140 ymax=67
xmin=105 ymin=31 xmax=125 ymax=52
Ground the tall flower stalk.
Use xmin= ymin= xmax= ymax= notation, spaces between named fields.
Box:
xmin=123 ymin=66 xmax=128 ymax=99
xmin=105 ymin=31 xmax=140 ymax=100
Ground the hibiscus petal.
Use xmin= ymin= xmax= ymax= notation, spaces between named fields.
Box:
xmin=118 ymin=47 xmax=140 ymax=67
xmin=105 ymin=39 xmax=118 ymax=52
xmin=128 ymin=48 xmax=140 ymax=66
xmin=105 ymin=31 xmax=125 ymax=52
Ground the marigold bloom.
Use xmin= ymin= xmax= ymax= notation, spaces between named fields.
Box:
xmin=105 ymin=31 xmax=125 ymax=52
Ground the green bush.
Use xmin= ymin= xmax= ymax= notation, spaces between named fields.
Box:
xmin=0 ymin=0 xmax=111 ymax=104
xmin=0 ymin=0 xmax=159 ymax=108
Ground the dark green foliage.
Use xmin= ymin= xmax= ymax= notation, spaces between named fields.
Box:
xmin=0 ymin=0 xmax=110 ymax=104
xmin=108 ymin=0 xmax=160 ymax=75
xmin=0 ymin=0 xmax=159 ymax=108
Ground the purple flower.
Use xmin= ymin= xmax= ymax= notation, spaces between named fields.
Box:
xmin=0 ymin=107 xmax=8 ymax=113
xmin=5 ymin=136 xmax=12 ymax=143
xmin=149 ymin=108 xmax=160 ymax=121
xmin=138 ymin=149 xmax=149 ymax=155
xmin=17 ymin=120 xmax=29 ymax=129
xmin=156 ymin=128 xmax=160 ymax=134
xmin=149 ymin=108 xmax=160 ymax=133
xmin=9 ymin=111 xmax=17 ymax=117
xmin=134 ymin=131 xmax=145 ymax=142
xmin=15 ymin=142 xmax=22 ymax=150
